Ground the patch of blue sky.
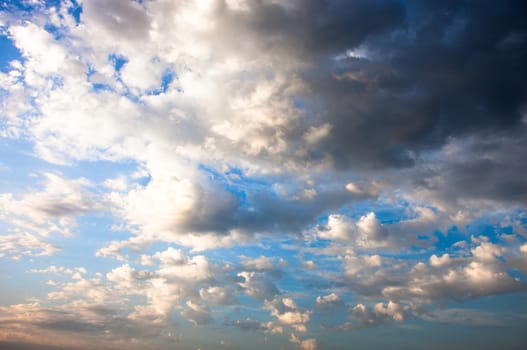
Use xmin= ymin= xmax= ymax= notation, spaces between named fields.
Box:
xmin=333 ymin=194 xmax=414 ymax=224
xmin=0 ymin=258 xmax=53 ymax=305
xmin=292 ymin=94 xmax=309 ymax=111
xmin=55 ymin=158 xmax=139 ymax=184
xmin=121 ymin=88 xmax=144 ymax=105
xmin=0 ymin=0 xmax=45 ymax=12
xmin=45 ymin=214 xmax=127 ymax=273
xmin=107 ymin=55 xmax=145 ymax=104
xmin=90 ymin=82 xmax=114 ymax=92
xmin=0 ymin=138 xmax=56 ymax=192
xmin=281 ymin=271 xmax=332 ymax=299
xmin=45 ymin=74 xmax=64 ymax=89
xmin=86 ymin=65 xmax=115 ymax=93
xmin=0 ymin=32 xmax=22 ymax=72
xmin=108 ymin=53 xmax=128 ymax=72
xmin=225 ymin=168 xmax=271 ymax=192
xmin=198 ymin=163 xmax=272 ymax=208
xmin=145 ymin=69 xmax=176 ymax=96
xmin=465 ymin=213 xmax=524 ymax=242
xmin=67 ymin=0 xmax=82 ymax=25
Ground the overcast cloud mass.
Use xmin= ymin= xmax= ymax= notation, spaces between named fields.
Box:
xmin=1 ymin=1 xmax=527 ymax=349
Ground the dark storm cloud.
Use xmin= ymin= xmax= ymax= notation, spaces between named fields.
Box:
xmin=413 ymin=127 xmax=527 ymax=205
xmin=168 ymin=176 xmax=371 ymax=237
xmin=298 ymin=0 xmax=527 ymax=169
xmin=211 ymin=0 xmax=526 ymax=170
xmin=213 ymin=0 xmax=405 ymax=57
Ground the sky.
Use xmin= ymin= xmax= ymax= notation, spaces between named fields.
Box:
xmin=0 ymin=0 xmax=527 ymax=349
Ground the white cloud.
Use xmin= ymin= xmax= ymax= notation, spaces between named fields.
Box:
xmin=348 ymin=301 xmax=407 ymax=328
xmin=303 ymin=123 xmax=332 ymax=146
xmin=199 ymin=286 xmax=237 ymax=306
xmin=0 ymin=173 xmax=98 ymax=258
xmin=374 ymin=301 xmax=406 ymax=322
xmin=302 ymin=260 xmax=318 ymax=270
xmin=315 ymin=293 xmax=343 ymax=312
xmin=290 ymin=333 xmax=318 ymax=350
xmin=237 ymin=271 xmax=279 ymax=301
xmin=0 ymin=233 xmax=59 ymax=259
xmin=265 ymin=297 xmax=311 ymax=333
xmin=430 ymin=253 xmax=451 ymax=267
xmin=317 ymin=212 xmax=388 ymax=248
xmin=241 ymin=255 xmax=275 ymax=271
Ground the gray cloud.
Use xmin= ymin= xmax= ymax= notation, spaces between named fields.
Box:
xmin=296 ymin=0 xmax=527 ymax=169
xmin=412 ymin=128 xmax=527 ymax=205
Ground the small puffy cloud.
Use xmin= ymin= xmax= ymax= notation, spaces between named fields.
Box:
xmin=317 ymin=212 xmax=388 ymax=248
xmin=316 ymin=204 xmax=447 ymax=251
xmin=241 ymin=255 xmax=275 ymax=271
xmin=381 ymin=240 xmax=524 ymax=302
xmin=315 ymin=293 xmax=343 ymax=312
xmin=355 ymin=212 xmax=388 ymax=247
xmin=345 ymin=181 xmax=381 ymax=197
xmin=290 ymin=333 xmax=318 ymax=350
xmin=106 ymin=264 xmax=153 ymax=290
xmin=363 ymin=254 xmax=383 ymax=267
xmin=0 ymin=233 xmax=59 ymax=259
xmin=317 ymin=214 xmax=354 ymax=241
xmin=348 ymin=301 xmax=407 ymax=328
xmin=265 ymin=297 xmax=311 ymax=333
xmin=430 ymin=253 xmax=451 ymax=267
xmin=199 ymin=286 xmax=237 ymax=306
xmin=303 ymin=123 xmax=332 ymax=146
xmin=156 ymin=252 xmax=211 ymax=283
xmin=374 ymin=301 xmax=406 ymax=322
xmin=29 ymin=265 xmax=87 ymax=276
xmin=301 ymin=260 xmax=318 ymax=270
xmin=471 ymin=242 xmax=505 ymax=262
xmin=237 ymin=271 xmax=280 ymax=301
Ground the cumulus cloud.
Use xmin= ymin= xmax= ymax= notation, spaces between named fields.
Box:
xmin=315 ymin=293 xmax=343 ymax=312
xmin=346 ymin=301 xmax=408 ymax=329
xmin=316 ymin=212 xmax=388 ymax=248
xmin=265 ymin=297 xmax=311 ymax=333
xmin=199 ymin=286 xmax=237 ymax=306
xmin=237 ymin=271 xmax=280 ymax=301
xmin=241 ymin=255 xmax=276 ymax=271
xmin=290 ymin=333 xmax=318 ymax=350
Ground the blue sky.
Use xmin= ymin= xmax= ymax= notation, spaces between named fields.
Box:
xmin=1 ymin=1 xmax=527 ymax=349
